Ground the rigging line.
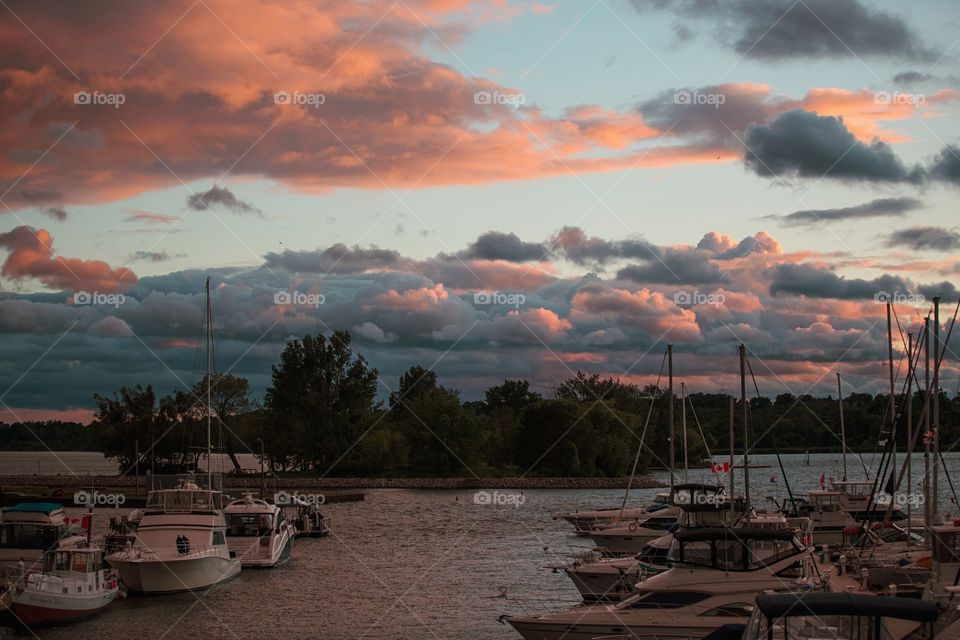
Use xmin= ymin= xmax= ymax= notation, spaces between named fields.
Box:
xmin=744 ymin=357 xmax=797 ymax=513
xmin=685 ymin=393 xmax=712 ymax=462
xmin=618 ymin=349 xmax=668 ymax=519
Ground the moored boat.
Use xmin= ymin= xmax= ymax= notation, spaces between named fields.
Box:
xmin=224 ymin=494 xmax=295 ymax=567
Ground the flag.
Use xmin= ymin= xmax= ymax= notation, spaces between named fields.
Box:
xmin=819 ymin=472 xmax=826 ymax=489
xmin=711 ymin=462 xmax=730 ymax=473
xmin=81 ymin=515 xmax=91 ymax=530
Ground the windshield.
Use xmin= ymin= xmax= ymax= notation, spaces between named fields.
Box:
xmin=228 ymin=513 xmax=274 ymax=536
xmin=0 ymin=523 xmax=64 ymax=549
xmin=745 ymin=613 xmax=896 ymax=640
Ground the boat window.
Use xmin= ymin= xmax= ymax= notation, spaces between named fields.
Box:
xmin=669 ymin=540 xmax=712 ymax=567
xmin=628 ymin=591 xmax=709 ymax=609
xmin=775 ymin=560 xmax=804 ymax=579
xmin=636 ymin=546 xmax=669 ymax=564
xmin=71 ymin=552 xmax=89 ymax=573
xmin=228 ymin=514 xmax=274 ymax=536
xmin=715 ymin=540 xmax=745 ymax=571
xmin=0 ymin=523 xmax=61 ymax=549
xmin=193 ymin=491 xmax=213 ymax=511
xmin=164 ymin=491 xmax=194 ymax=512
xmin=213 ymin=531 xmax=226 ymax=546
xmin=146 ymin=492 xmax=164 ymax=509
xmin=748 ymin=539 xmax=797 ymax=568
xmin=54 ymin=551 xmax=72 ymax=571
xmin=700 ymin=603 xmax=753 ymax=617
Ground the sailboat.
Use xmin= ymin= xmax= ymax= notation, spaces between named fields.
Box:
xmin=106 ymin=278 xmax=241 ymax=593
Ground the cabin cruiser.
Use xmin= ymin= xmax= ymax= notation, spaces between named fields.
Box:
xmin=583 ymin=507 xmax=679 ymax=556
xmin=506 ymin=527 xmax=821 ymax=640
xmin=0 ymin=503 xmax=86 ymax=573
xmin=561 ymin=534 xmax=671 ymax=602
xmin=744 ymin=591 xmax=940 ymax=640
xmin=106 ymin=479 xmax=240 ymax=593
xmin=224 ymin=494 xmax=295 ymax=567
xmin=556 ymin=494 xmax=672 ymax=532
xmin=788 ymin=481 xmax=909 ymax=546
xmin=8 ymin=546 xmax=120 ymax=625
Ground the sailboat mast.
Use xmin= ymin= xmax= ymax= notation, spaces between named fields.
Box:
xmin=206 ymin=276 xmax=212 ymax=491
xmin=886 ymin=302 xmax=896 ymax=488
xmin=924 ymin=316 xmax=932 ymax=530
xmin=739 ymin=344 xmax=750 ymax=511
xmin=837 ymin=373 xmax=847 ymax=482
xmin=668 ymin=344 xmax=674 ymax=491
xmin=906 ymin=332 xmax=914 ymax=530
xmin=728 ymin=397 xmax=735 ymax=499
xmin=933 ymin=297 xmax=941 ymax=517
xmin=681 ymin=382 xmax=688 ymax=483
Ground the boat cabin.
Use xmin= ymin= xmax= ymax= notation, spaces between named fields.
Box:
xmin=145 ymin=483 xmax=224 ymax=514
xmin=745 ymin=591 xmax=939 ymax=639
xmin=668 ymin=528 xmax=805 ymax=573
xmin=0 ymin=503 xmax=85 ymax=570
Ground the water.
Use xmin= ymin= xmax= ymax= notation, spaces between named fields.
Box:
xmin=2 ymin=451 xmax=960 ymax=639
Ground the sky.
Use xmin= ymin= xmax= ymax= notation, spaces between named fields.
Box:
xmin=0 ymin=0 xmax=959 ymax=423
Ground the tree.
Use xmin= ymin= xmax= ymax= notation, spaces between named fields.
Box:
xmin=264 ymin=331 xmax=379 ymax=473
xmin=193 ymin=373 xmax=253 ymax=473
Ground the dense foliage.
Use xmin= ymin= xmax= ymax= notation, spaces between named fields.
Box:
xmin=4 ymin=330 xmax=960 ymax=477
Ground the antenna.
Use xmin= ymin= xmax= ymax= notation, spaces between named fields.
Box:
xmin=206 ymin=276 xmax=212 ymax=492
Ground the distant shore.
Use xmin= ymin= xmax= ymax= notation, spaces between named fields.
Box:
xmin=0 ymin=474 xmax=665 ymax=491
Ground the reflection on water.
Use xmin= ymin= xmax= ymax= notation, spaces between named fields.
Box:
xmin=0 ymin=452 xmax=958 ymax=639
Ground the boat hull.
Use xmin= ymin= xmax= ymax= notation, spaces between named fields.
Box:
xmin=110 ymin=554 xmax=240 ymax=594
xmin=507 ymin=617 xmax=728 ymax=640
xmin=12 ymin=588 xmax=116 ymax=625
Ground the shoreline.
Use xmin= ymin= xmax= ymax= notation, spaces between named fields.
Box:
xmin=0 ymin=475 xmax=665 ymax=491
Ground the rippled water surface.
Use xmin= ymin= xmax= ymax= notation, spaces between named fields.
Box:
xmin=2 ymin=451 xmax=960 ymax=639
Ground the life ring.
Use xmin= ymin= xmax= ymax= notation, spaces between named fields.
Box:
xmin=628 ymin=521 xmax=639 ymax=532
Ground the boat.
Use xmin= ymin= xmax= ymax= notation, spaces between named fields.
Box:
xmin=105 ymin=477 xmax=241 ymax=593
xmin=224 ymin=494 xmax=295 ymax=567
xmin=0 ymin=503 xmax=86 ymax=573
xmin=106 ymin=279 xmax=241 ymax=593
xmin=561 ymin=534 xmax=671 ymax=602
xmin=9 ymin=546 xmax=120 ymax=625
xmin=744 ymin=591 xmax=940 ymax=640
xmin=103 ymin=508 xmax=144 ymax=555
xmin=505 ymin=527 xmax=821 ymax=640
xmin=555 ymin=495 xmax=672 ymax=533
xmin=282 ymin=497 xmax=331 ymax=538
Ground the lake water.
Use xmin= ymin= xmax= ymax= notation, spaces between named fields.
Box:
xmin=1 ymin=451 xmax=959 ymax=639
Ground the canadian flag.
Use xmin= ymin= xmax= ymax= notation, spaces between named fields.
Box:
xmin=711 ymin=462 xmax=730 ymax=473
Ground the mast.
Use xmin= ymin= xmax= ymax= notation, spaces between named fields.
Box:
xmin=906 ymin=332 xmax=914 ymax=532
xmin=886 ymin=302 xmax=896 ymax=489
xmin=206 ymin=276 xmax=213 ymax=491
xmin=668 ymin=344 xmax=674 ymax=491
xmin=837 ymin=373 xmax=847 ymax=482
xmin=740 ymin=344 xmax=750 ymax=511
xmin=924 ymin=316 xmax=932 ymax=530
xmin=933 ymin=297 xmax=941 ymax=517
xmin=681 ymin=382 xmax=689 ymax=483
xmin=728 ymin=396 xmax=735 ymax=499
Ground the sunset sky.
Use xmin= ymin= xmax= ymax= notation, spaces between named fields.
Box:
xmin=1 ymin=0 xmax=959 ymax=422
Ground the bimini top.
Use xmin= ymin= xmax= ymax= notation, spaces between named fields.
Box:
xmin=673 ymin=527 xmax=795 ymax=543
xmin=755 ymin=592 xmax=939 ymax=623
xmin=3 ymin=502 xmax=64 ymax=515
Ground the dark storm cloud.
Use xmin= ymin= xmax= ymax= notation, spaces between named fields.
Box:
xmin=42 ymin=206 xmax=68 ymax=221
xmin=744 ymin=110 xmax=925 ymax=183
xmin=893 ymin=71 xmax=960 ymax=88
xmin=263 ymin=243 xmax=407 ymax=274
xmin=772 ymin=197 xmax=923 ymax=226
xmin=550 ymin=226 xmax=658 ymax=265
xmin=186 ymin=186 xmax=261 ymax=214
xmin=616 ymin=246 xmax=729 ymax=285
xmin=917 ymin=281 xmax=960 ymax=300
xmin=18 ymin=188 xmax=62 ymax=202
xmin=885 ymin=226 xmax=960 ymax=252
xmin=770 ymin=263 xmax=911 ymax=300
xmin=927 ymin=145 xmax=960 ymax=186
xmin=460 ymin=231 xmax=547 ymax=262
xmin=630 ymin=0 xmax=937 ymax=62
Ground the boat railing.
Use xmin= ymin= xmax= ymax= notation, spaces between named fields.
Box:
xmin=111 ymin=543 xmax=221 ymax=561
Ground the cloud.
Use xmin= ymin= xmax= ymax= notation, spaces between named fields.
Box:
xmin=769 ymin=263 xmax=911 ymax=300
xmin=927 ymin=145 xmax=960 ymax=186
xmin=630 ymin=0 xmax=937 ymax=62
xmin=885 ymin=226 xmax=960 ymax=252
xmin=125 ymin=210 xmax=179 ymax=225
xmin=186 ymin=186 xmax=260 ymax=214
xmin=42 ymin=206 xmax=68 ymax=221
xmin=772 ymin=197 xmax=923 ymax=226
xmin=744 ymin=110 xmax=924 ymax=183
xmin=264 ymin=243 xmax=406 ymax=274
xmin=0 ymin=226 xmax=136 ymax=292
xmin=129 ymin=251 xmax=173 ymax=262
xmin=460 ymin=231 xmax=547 ymax=262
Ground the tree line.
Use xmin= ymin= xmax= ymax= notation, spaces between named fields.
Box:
xmin=4 ymin=330 xmax=960 ymax=477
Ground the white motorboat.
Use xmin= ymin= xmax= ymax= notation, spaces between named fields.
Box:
xmin=556 ymin=495 xmax=672 ymax=532
xmin=0 ymin=503 xmax=86 ymax=573
xmin=9 ymin=546 xmax=120 ymax=625
xmin=562 ymin=534 xmax=671 ymax=602
xmin=224 ymin=494 xmax=295 ymax=568
xmin=506 ymin=527 xmax=821 ymax=640
xmin=106 ymin=479 xmax=240 ymax=594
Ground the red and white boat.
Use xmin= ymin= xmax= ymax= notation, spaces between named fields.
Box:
xmin=10 ymin=546 xmax=120 ymax=625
